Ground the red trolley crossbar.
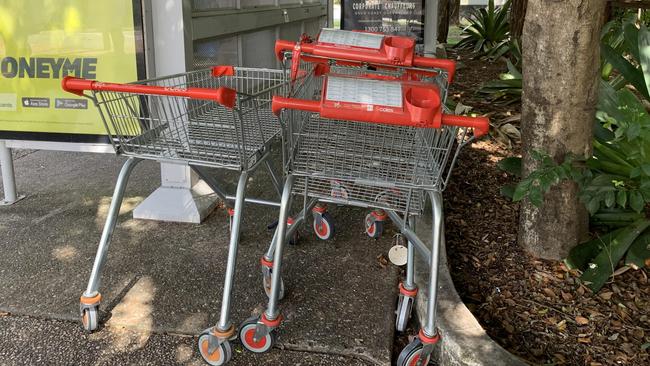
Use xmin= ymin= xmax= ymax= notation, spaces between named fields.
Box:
xmin=272 ymin=74 xmax=489 ymax=136
xmin=275 ymin=29 xmax=456 ymax=82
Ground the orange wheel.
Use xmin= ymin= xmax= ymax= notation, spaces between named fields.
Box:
xmin=197 ymin=333 xmax=231 ymax=366
xmin=238 ymin=317 xmax=275 ymax=354
xmin=397 ymin=339 xmax=431 ymax=366
xmin=313 ymin=212 xmax=334 ymax=240
xmin=365 ymin=213 xmax=384 ymax=239
xmin=80 ymin=306 xmax=98 ymax=332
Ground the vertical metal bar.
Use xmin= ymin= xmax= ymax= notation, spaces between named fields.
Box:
xmin=265 ymin=228 xmax=279 ymax=261
xmin=265 ymin=175 xmax=294 ymax=319
xmin=424 ymin=191 xmax=443 ymax=337
xmin=264 ymin=160 xmax=283 ymax=198
xmin=0 ymin=141 xmax=17 ymax=204
xmin=84 ymin=157 xmax=142 ymax=296
xmin=328 ymin=0 xmax=334 ymax=27
xmin=405 ymin=215 xmax=416 ymax=290
xmin=424 ymin=0 xmax=439 ymax=55
xmin=217 ymin=171 xmax=249 ymax=331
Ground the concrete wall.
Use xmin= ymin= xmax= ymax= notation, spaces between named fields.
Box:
xmin=190 ymin=0 xmax=328 ymax=69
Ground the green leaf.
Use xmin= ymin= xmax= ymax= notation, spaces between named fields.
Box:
xmin=593 ymin=140 xmax=634 ymax=170
xmin=592 ymin=211 xmax=643 ymax=224
xmin=587 ymin=196 xmax=601 ymax=215
xmin=617 ymin=190 xmax=628 ymax=208
xmin=500 ymin=184 xmax=516 ymax=199
xmin=580 ymin=220 xmax=650 ymax=292
xmin=565 ymin=228 xmax=624 ymax=271
xmin=624 ymin=20 xmax=641 ymax=61
xmin=626 ymin=122 xmax=641 ymax=141
xmin=605 ymin=190 xmax=616 ymax=208
xmin=601 ymin=43 xmax=650 ymax=99
xmin=642 ymin=164 xmax=650 ymax=176
xmin=638 ymin=25 xmax=650 ymax=101
xmin=630 ymin=191 xmax=645 ymax=213
xmin=598 ymin=80 xmax=626 ymax=122
xmin=497 ymin=157 xmax=522 ymax=177
xmin=625 ymin=229 xmax=650 ymax=268
xmin=512 ymin=179 xmax=531 ymax=202
xmin=506 ymin=60 xmax=522 ymax=79
xmin=529 ymin=187 xmax=544 ymax=207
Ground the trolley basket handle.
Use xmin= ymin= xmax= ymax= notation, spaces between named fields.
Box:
xmin=273 ymin=96 xmax=490 ymax=137
xmin=272 ymin=96 xmax=320 ymax=116
xmin=441 ymin=114 xmax=490 ymax=138
xmin=61 ymin=77 xmax=237 ymax=109
xmin=274 ymin=40 xmax=456 ymax=82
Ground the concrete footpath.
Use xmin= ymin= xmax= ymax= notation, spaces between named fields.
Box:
xmin=0 ymin=150 xmax=400 ymax=365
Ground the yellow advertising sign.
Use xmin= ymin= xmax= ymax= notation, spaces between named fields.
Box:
xmin=0 ymin=0 xmax=143 ymax=141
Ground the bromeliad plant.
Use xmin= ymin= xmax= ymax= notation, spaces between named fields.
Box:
xmin=455 ymin=0 xmax=511 ymax=56
xmin=477 ymin=56 xmax=522 ymax=105
xmin=502 ymin=22 xmax=650 ymax=293
xmin=478 ymin=37 xmax=523 ymax=106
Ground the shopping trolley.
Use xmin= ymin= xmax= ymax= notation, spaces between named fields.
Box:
xmin=237 ymin=69 xmax=489 ymax=365
xmin=61 ymin=66 xmax=290 ymax=363
xmin=271 ymin=29 xmax=457 ymax=241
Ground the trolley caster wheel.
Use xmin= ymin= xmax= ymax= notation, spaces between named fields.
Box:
xmin=198 ymin=332 xmax=232 ymax=366
xmin=397 ymin=338 xmax=431 ymax=366
xmin=365 ymin=212 xmax=385 ymax=239
xmin=396 ymin=294 xmax=415 ymax=332
xmin=262 ymin=273 xmax=285 ymax=300
xmin=288 ymin=230 xmax=300 ymax=246
xmin=81 ymin=306 xmax=99 ymax=332
xmin=287 ymin=217 xmax=300 ymax=245
xmin=313 ymin=212 xmax=334 ymax=240
xmin=261 ymin=257 xmax=286 ymax=300
xmin=239 ymin=317 xmax=276 ymax=354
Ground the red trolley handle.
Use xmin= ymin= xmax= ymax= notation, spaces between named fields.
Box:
xmin=271 ymin=96 xmax=490 ymax=137
xmin=61 ymin=76 xmax=237 ymax=109
xmin=274 ymin=40 xmax=456 ymax=82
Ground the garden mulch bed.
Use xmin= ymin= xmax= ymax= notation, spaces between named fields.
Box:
xmin=443 ymin=49 xmax=650 ymax=365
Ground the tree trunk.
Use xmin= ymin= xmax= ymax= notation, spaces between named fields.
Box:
xmin=510 ymin=0 xmax=528 ymax=39
xmin=603 ymin=1 xmax=613 ymax=25
xmin=519 ymin=1 xmax=605 ymax=260
xmin=450 ymin=0 xmax=461 ymax=26
xmin=437 ymin=0 xmax=450 ymax=44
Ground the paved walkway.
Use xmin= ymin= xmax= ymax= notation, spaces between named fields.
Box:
xmin=0 ymin=150 xmax=400 ymax=365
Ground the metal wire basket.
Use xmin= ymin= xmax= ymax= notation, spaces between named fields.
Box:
xmin=76 ymin=67 xmax=289 ymax=170
xmin=276 ymin=71 xmax=485 ymax=215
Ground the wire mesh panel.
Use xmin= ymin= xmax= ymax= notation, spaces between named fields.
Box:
xmin=92 ymin=67 xmax=289 ymax=170
xmin=277 ymin=61 xmax=471 ymax=215
xmin=293 ymin=176 xmax=424 ymax=214
xmin=287 ymin=114 xmax=467 ymax=213
xmin=292 ymin=116 xmax=459 ymax=190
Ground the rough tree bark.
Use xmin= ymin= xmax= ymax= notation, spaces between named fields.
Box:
xmin=519 ymin=1 xmax=605 ymax=260
xmin=509 ymin=0 xmax=528 ymax=39
xmin=450 ymin=0 xmax=461 ymax=26
xmin=437 ymin=0 xmax=450 ymax=44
